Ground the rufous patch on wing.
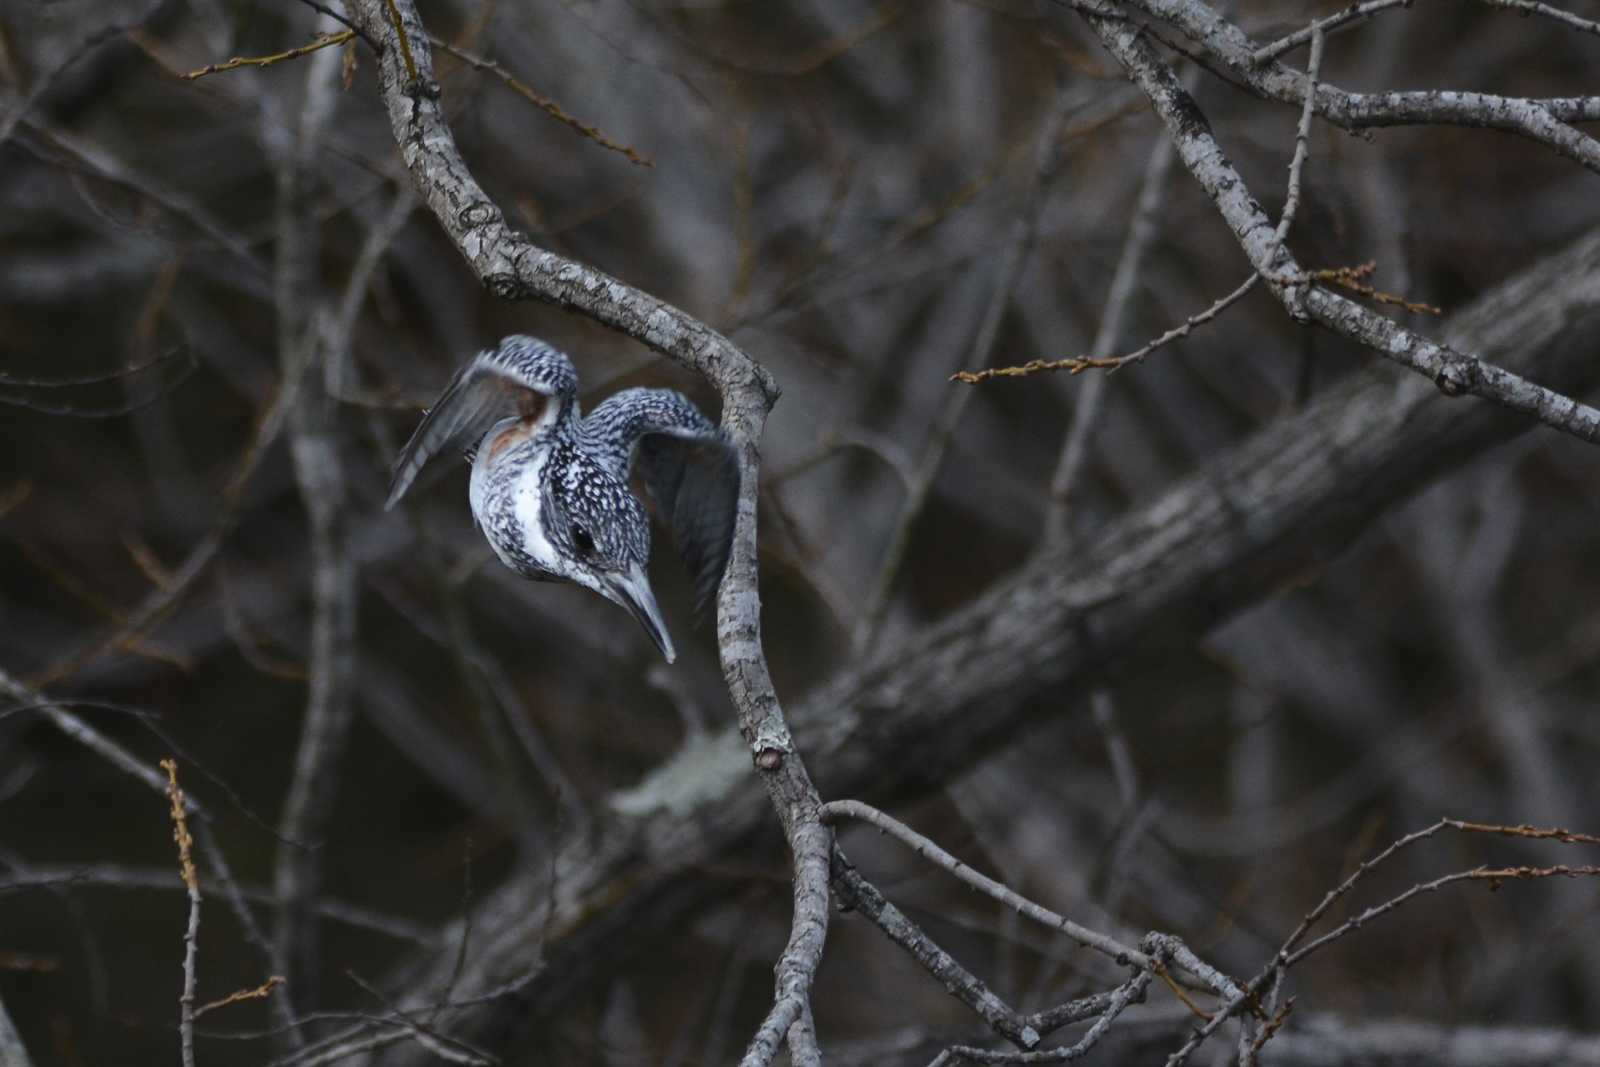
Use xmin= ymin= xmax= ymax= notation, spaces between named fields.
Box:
xmin=487 ymin=418 xmax=534 ymax=461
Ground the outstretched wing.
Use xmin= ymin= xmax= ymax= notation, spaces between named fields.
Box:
xmin=385 ymin=337 xmax=573 ymax=510
xmin=587 ymin=389 xmax=740 ymax=613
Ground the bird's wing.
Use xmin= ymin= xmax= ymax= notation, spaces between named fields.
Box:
xmin=589 ymin=389 xmax=740 ymax=613
xmin=385 ymin=343 xmax=559 ymax=510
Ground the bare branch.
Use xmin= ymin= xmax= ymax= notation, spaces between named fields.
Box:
xmin=950 ymin=275 xmax=1258 ymax=383
xmin=831 ymin=853 xmax=1044 ymax=1049
xmin=430 ymin=39 xmax=652 ymax=167
xmin=161 ymin=758 xmax=202 ymax=1067
xmin=1078 ymin=7 xmax=1600 ymax=444
xmin=1111 ymin=0 xmax=1600 ymax=172
xmin=1251 ymin=0 xmax=1409 ymax=64
xmin=180 ymin=31 xmax=354 ymax=81
xmin=822 ymin=799 xmax=1145 ymax=967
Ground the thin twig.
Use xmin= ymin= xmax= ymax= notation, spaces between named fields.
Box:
xmin=381 ymin=0 xmax=418 ymax=83
xmin=162 ymin=759 xmax=202 ymax=1067
xmin=1476 ymin=0 xmax=1600 ymax=38
xmin=821 ymin=799 xmax=1146 ymax=967
xmin=196 ymin=975 xmax=287 ymax=1018
xmin=431 ymin=39 xmax=651 ymax=166
xmin=181 ymin=31 xmax=354 ymax=80
xmin=1079 ymin=5 xmax=1600 ymax=443
xmin=1042 ymin=69 xmax=1195 ymax=541
xmin=1272 ymin=26 xmax=1324 ymax=249
xmin=1251 ymin=0 xmax=1408 ymax=64
xmin=936 ymin=970 xmax=1153 ymax=1064
xmin=853 ymin=82 xmax=1077 ymax=653
xmin=952 ymin=275 xmax=1260 ymax=383
xmin=832 ymin=852 xmax=1043 ymax=1049
xmin=288 ymin=0 xmax=381 ymax=52
xmin=1307 ymin=262 xmax=1442 ymax=315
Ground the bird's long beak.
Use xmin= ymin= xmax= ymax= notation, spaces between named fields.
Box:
xmin=601 ymin=565 xmax=677 ymax=663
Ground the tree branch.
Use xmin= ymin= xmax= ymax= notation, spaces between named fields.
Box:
xmin=342 ymin=1 xmax=828 ymax=1058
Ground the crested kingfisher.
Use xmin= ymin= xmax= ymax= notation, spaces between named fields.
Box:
xmin=386 ymin=335 xmax=739 ymax=662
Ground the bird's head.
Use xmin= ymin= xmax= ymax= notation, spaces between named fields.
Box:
xmin=540 ymin=465 xmax=676 ymax=663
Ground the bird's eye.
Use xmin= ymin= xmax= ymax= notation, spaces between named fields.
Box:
xmin=571 ymin=526 xmax=595 ymax=556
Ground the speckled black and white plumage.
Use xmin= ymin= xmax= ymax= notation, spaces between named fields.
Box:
xmin=386 ymin=335 xmax=738 ymax=663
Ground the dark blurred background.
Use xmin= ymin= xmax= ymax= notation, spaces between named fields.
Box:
xmin=3 ymin=0 xmax=1600 ymax=1063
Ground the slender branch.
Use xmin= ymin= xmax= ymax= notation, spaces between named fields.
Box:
xmin=951 ymin=275 xmax=1259 ymax=383
xmin=1272 ymin=26 xmax=1324 ymax=248
xmin=162 ymin=759 xmax=202 ymax=1067
xmin=1476 ymin=0 xmax=1600 ymax=38
xmin=286 ymin=0 xmax=382 ymax=52
xmin=1108 ymin=0 xmax=1600 ymax=174
xmin=196 ymin=975 xmax=287 ymax=1019
xmin=1251 ymin=0 xmax=1408 ymax=64
xmin=821 ymin=799 xmax=1145 ymax=967
xmin=1287 ymin=862 xmax=1600 ymax=968
xmin=1078 ymin=7 xmax=1600 ymax=445
xmin=269 ymin=38 xmax=357 ymax=1029
xmin=430 ymin=39 xmax=652 ymax=166
xmin=934 ymin=969 xmax=1152 ymax=1064
xmin=180 ymin=31 xmax=353 ymax=80
xmin=380 ymin=0 xmax=418 ymax=83
xmin=1043 ymin=95 xmax=1186 ymax=542
xmin=831 ymin=852 xmax=1043 ymax=1049
xmin=854 ymin=82 xmax=1077 ymax=653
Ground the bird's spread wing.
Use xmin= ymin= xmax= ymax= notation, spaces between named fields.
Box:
xmin=385 ymin=340 xmax=565 ymax=510
xmin=588 ymin=389 xmax=740 ymax=613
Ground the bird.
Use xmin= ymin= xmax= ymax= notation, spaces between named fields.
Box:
xmin=385 ymin=335 xmax=740 ymax=663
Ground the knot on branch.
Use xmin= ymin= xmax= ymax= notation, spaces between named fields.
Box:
xmin=484 ymin=273 xmax=529 ymax=299
xmin=403 ymin=77 xmax=441 ymax=102
xmin=1433 ymin=354 xmax=1479 ymax=397
xmin=458 ymin=201 xmax=502 ymax=230
xmin=755 ymin=747 xmax=785 ymax=771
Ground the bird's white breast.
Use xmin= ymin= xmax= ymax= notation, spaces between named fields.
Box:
xmin=468 ymin=433 xmax=556 ymax=573
xmin=511 ymin=456 xmax=560 ymax=571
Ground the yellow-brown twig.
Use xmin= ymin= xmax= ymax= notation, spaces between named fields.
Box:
xmin=195 ymin=975 xmax=286 ymax=1018
xmin=1245 ymin=996 xmax=1295 ymax=1062
xmin=1449 ymin=818 xmax=1600 ymax=846
xmin=382 ymin=0 xmax=419 ymax=84
xmin=181 ymin=31 xmax=354 ymax=81
xmin=1308 ymin=261 xmax=1442 ymax=315
xmin=161 ymin=758 xmax=198 ymax=893
xmin=1474 ymin=863 xmax=1600 ymax=890
xmin=431 ymin=40 xmax=653 ymax=167
xmin=162 ymin=757 xmax=201 ymax=1067
xmin=953 ymin=274 xmax=1259 ymax=384
xmin=1153 ymin=960 xmax=1214 ymax=1021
